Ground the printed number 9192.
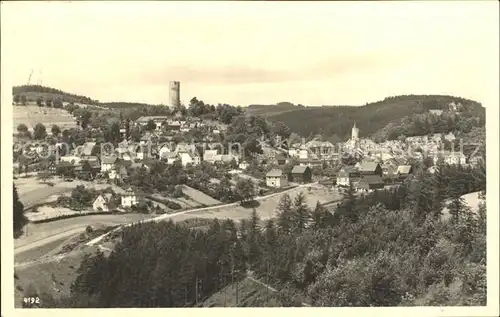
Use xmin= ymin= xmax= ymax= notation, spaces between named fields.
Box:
xmin=23 ymin=297 xmax=40 ymax=305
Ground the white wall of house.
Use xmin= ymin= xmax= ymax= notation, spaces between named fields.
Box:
xmin=92 ymin=195 xmax=110 ymax=212
xmin=336 ymin=176 xmax=350 ymax=187
xmin=101 ymin=163 xmax=115 ymax=172
xmin=121 ymin=194 xmax=139 ymax=208
xmin=266 ymin=175 xmax=288 ymax=188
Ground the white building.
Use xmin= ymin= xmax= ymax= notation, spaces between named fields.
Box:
xmin=92 ymin=193 xmax=113 ymax=212
xmin=265 ymin=169 xmax=288 ymax=188
xmin=121 ymin=188 xmax=142 ymax=208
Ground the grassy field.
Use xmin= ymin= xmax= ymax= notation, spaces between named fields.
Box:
xmin=13 ymin=105 xmax=78 ymax=132
xmin=180 ymin=185 xmax=222 ymax=206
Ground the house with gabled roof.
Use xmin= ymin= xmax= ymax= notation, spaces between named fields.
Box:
xmin=121 ymin=187 xmax=144 ymax=208
xmin=396 ymin=165 xmax=413 ymax=180
xmin=266 ymin=169 xmax=288 ymax=188
xmin=101 ymin=155 xmax=119 ymax=172
xmin=290 ymin=165 xmax=312 ymax=183
xmin=358 ymin=162 xmax=383 ymax=177
xmin=336 ymin=166 xmax=360 ymax=187
xmin=354 ymin=175 xmax=385 ymax=193
xmin=81 ymin=142 xmax=97 ymax=157
xmin=93 ymin=193 xmax=114 ymax=212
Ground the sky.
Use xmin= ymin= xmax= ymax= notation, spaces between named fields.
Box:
xmin=2 ymin=1 xmax=499 ymax=107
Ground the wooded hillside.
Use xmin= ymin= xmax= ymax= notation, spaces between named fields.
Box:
xmin=249 ymin=95 xmax=484 ymax=140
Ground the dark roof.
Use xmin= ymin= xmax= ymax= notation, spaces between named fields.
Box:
xmin=291 ymin=165 xmax=309 ymax=174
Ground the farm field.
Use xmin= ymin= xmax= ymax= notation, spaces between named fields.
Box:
xmin=12 ymin=105 xmax=78 ymax=133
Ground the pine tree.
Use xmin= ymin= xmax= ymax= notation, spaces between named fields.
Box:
xmin=431 ymin=162 xmax=447 ymax=219
xmin=13 ymin=184 xmax=27 ymax=236
xmin=276 ymin=194 xmax=293 ymax=234
xmin=247 ymin=209 xmax=262 ymax=271
xmin=310 ymin=202 xmax=330 ymax=230
xmin=406 ymin=167 xmax=434 ymax=224
xmin=292 ymin=192 xmax=310 ymax=232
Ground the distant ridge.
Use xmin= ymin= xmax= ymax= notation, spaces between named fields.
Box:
xmin=244 ymin=95 xmax=485 ymax=140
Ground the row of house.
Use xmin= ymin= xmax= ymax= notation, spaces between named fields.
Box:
xmin=336 ymin=161 xmax=413 ymax=192
xmin=265 ymin=165 xmax=313 ymax=188
xmin=92 ymin=187 xmax=142 ymax=211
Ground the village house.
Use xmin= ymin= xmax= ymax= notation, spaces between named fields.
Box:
xmin=396 ymin=165 xmax=413 ymax=181
xmin=109 ymin=165 xmax=128 ymax=180
xmin=203 ymin=149 xmax=219 ymax=164
xmin=93 ymin=193 xmax=114 ymax=212
xmin=161 ymin=152 xmax=180 ymax=165
xmin=158 ymin=143 xmax=175 ymax=158
xmin=273 ymin=154 xmax=288 ymax=166
xmin=179 ymin=151 xmax=201 ymax=167
xmin=354 ymin=175 xmax=385 ymax=193
xmin=445 ymin=152 xmax=467 ymax=165
xmin=290 ymin=165 xmax=312 ymax=184
xmin=238 ymin=161 xmax=249 ymax=170
xmin=469 ymin=155 xmax=484 ymax=167
xmin=80 ymin=142 xmax=97 ymax=157
xmin=120 ymin=187 xmax=143 ymax=208
xmin=101 ymin=155 xmax=119 ymax=173
xmin=265 ymin=169 xmax=288 ymax=188
xmin=135 ymin=116 xmax=171 ymax=129
xmin=357 ymin=162 xmax=383 ymax=177
xmin=60 ymin=155 xmax=82 ymax=166
xmin=336 ymin=166 xmax=360 ymax=187
xmin=444 ymin=132 xmax=456 ymax=142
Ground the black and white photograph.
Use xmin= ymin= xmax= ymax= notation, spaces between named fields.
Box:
xmin=1 ymin=1 xmax=498 ymax=316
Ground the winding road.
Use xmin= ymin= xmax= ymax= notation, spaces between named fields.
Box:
xmin=15 ymin=183 xmax=339 ymax=267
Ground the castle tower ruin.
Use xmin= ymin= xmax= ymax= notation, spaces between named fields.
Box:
xmin=169 ymin=81 xmax=180 ymax=108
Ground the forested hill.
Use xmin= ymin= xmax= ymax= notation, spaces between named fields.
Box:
xmin=13 ymin=85 xmax=99 ymax=105
xmin=249 ymin=95 xmax=484 ymax=140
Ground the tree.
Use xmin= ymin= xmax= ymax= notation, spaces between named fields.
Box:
xmin=145 ymin=120 xmax=157 ymax=131
xmin=20 ymin=95 xmax=27 ymax=105
xmin=13 ymin=94 xmax=20 ymax=104
xmin=235 ymin=178 xmax=255 ymax=204
xmin=36 ymin=96 xmax=44 ymax=107
xmin=310 ymin=202 xmax=330 ymax=230
xmin=13 ymin=184 xmax=27 ymax=236
xmin=17 ymin=123 xmax=28 ymax=134
xmin=292 ymin=192 xmax=310 ymax=232
xmin=53 ymin=98 xmax=63 ymax=108
xmin=51 ymin=125 xmax=61 ymax=137
xmin=45 ymin=98 xmax=53 ymax=107
xmin=276 ymin=194 xmax=293 ymax=234
xmin=33 ymin=123 xmax=47 ymax=140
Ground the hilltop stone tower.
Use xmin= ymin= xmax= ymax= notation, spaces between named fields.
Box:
xmin=169 ymin=81 xmax=180 ymax=108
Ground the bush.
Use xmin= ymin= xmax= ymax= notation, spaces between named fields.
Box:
xmin=166 ymin=200 xmax=182 ymax=210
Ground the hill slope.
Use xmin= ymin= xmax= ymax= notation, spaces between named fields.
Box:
xmin=13 ymin=85 xmax=99 ymax=105
xmin=247 ymin=95 xmax=484 ymax=140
